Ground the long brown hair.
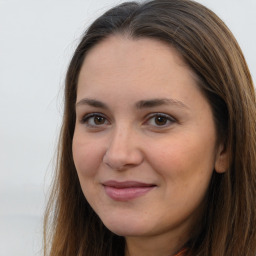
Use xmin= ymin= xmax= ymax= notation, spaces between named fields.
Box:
xmin=44 ymin=0 xmax=256 ymax=255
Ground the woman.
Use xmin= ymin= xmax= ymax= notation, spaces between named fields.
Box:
xmin=44 ymin=0 xmax=256 ymax=255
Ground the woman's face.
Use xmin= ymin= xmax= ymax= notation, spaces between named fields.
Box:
xmin=73 ymin=36 xmax=225 ymax=245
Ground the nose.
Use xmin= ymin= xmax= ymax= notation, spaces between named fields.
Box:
xmin=103 ymin=126 xmax=144 ymax=170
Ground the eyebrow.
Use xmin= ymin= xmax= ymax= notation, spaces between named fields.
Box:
xmin=76 ymin=98 xmax=108 ymax=109
xmin=76 ymin=97 xmax=189 ymax=110
xmin=135 ymin=98 xmax=189 ymax=109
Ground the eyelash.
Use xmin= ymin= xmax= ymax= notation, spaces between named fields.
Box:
xmin=80 ymin=112 xmax=176 ymax=129
xmin=80 ymin=113 xmax=109 ymax=128
xmin=144 ymin=113 xmax=176 ymax=128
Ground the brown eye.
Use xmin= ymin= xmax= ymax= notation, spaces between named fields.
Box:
xmin=94 ymin=116 xmax=105 ymax=125
xmin=145 ymin=113 xmax=176 ymax=128
xmin=155 ymin=116 xmax=168 ymax=126
xmin=81 ymin=113 xmax=109 ymax=127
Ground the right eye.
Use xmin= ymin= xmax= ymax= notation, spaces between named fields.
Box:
xmin=80 ymin=113 xmax=109 ymax=128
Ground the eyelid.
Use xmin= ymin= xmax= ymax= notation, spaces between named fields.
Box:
xmin=80 ymin=112 xmax=110 ymax=127
xmin=144 ymin=112 xmax=177 ymax=127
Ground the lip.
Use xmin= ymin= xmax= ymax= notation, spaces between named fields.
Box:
xmin=102 ymin=180 xmax=156 ymax=201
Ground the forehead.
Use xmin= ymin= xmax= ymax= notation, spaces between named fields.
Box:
xmin=82 ymin=35 xmax=187 ymax=72
xmin=77 ymin=35 xmax=197 ymax=95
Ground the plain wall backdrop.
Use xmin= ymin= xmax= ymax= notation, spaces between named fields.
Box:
xmin=0 ymin=0 xmax=255 ymax=255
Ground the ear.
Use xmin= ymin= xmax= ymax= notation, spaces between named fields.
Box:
xmin=214 ymin=143 xmax=229 ymax=173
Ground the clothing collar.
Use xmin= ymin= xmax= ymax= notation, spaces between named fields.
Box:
xmin=174 ymin=248 xmax=187 ymax=256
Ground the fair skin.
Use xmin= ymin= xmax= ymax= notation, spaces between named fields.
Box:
xmin=72 ymin=36 xmax=227 ymax=256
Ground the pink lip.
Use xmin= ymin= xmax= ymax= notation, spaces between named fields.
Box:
xmin=102 ymin=180 xmax=156 ymax=201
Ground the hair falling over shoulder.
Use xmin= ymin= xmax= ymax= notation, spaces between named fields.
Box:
xmin=44 ymin=0 xmax=256 ymax=255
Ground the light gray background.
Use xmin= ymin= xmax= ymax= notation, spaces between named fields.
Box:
xmin=0 ymin=0 xmax=255 ymax=255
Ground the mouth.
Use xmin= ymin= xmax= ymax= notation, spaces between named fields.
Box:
xmin=102 ymin=180 xmax=156 ymax=201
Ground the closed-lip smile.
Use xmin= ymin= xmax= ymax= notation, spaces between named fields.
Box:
xmin=102 ymin=180 xmax=156 ymax=201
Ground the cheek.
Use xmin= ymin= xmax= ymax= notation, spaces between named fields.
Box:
xmin=72 ymin=133 xmax=104 ymax=177
xmin=151 ymin=138 xmax=215 ymax=218
xmin=147 ymin=132 xmax=216 ymax=186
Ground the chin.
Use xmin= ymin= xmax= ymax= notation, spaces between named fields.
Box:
xmin=102 ymin=217 xmax=148 ymax=237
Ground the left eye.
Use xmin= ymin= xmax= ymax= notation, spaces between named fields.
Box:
xmin=146 ymin=113 xmax=175 ymax=127
xmin=91 ymin=116 xmax=106 ymax=125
